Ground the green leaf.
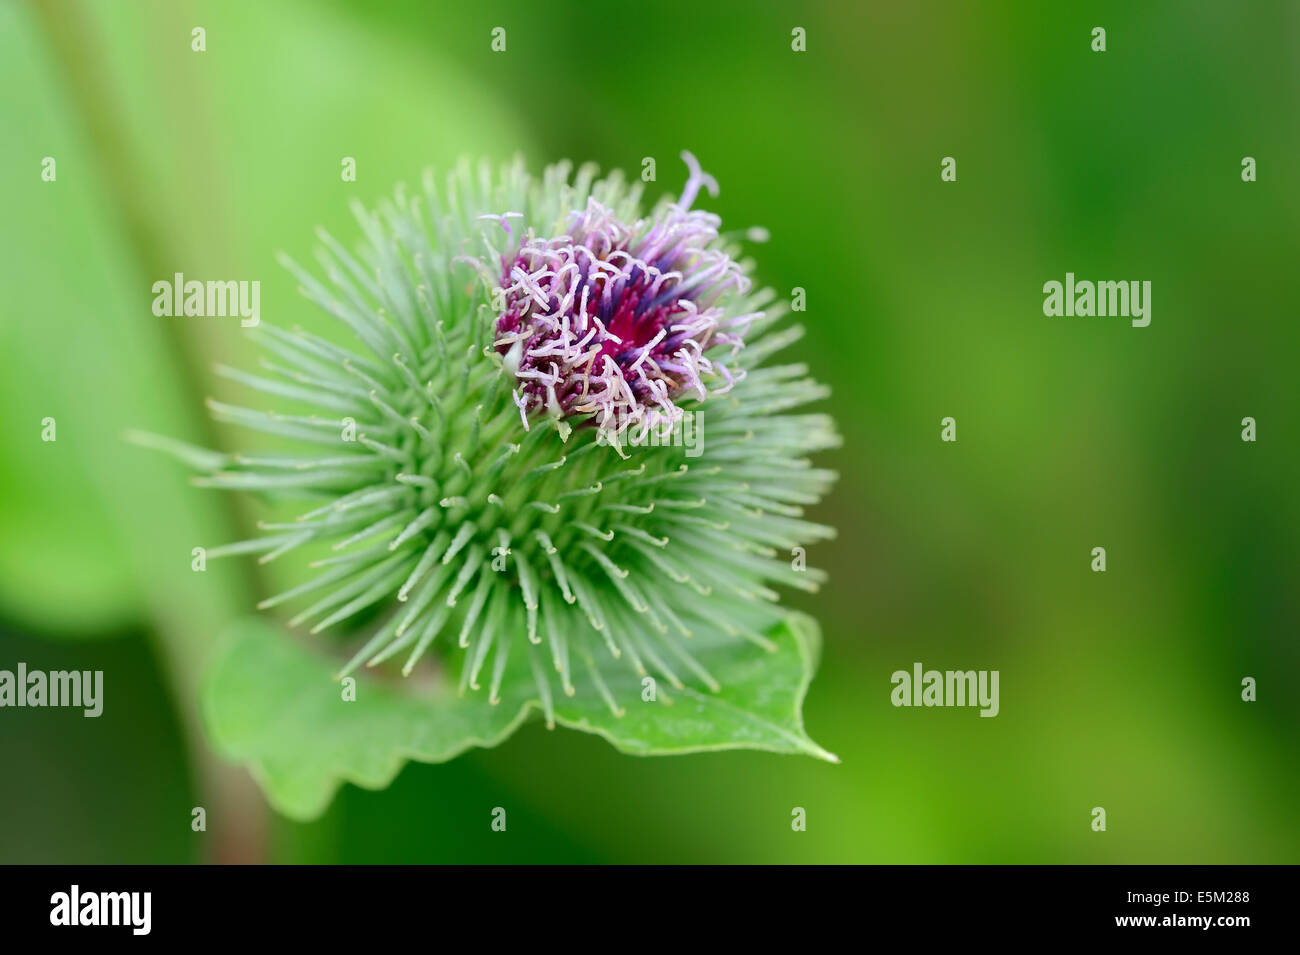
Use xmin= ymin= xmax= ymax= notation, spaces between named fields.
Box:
xmin=203 ymin=613 xmax=835 ymax=821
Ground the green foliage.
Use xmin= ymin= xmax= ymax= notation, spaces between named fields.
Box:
xmin=205 ymin=613 xmax=832 ymax=820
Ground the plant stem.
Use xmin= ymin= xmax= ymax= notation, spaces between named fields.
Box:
xmin=28 ymin=0 xmax=270 ymax=863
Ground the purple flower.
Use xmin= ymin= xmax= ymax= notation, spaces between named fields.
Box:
xmin=493 ymin=153 xmax=749 ymax=434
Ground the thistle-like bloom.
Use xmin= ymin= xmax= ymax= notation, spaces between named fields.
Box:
xmin=160 ymin=154 xmax=838 ymax=727
xmin=492 ymin=153 xmax=744 ymax=433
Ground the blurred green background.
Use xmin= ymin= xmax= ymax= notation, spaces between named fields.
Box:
xmin=2 ymin=0 xmax=1297 ymax=863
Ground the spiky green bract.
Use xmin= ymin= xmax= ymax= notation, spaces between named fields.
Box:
xmin=170 ymin=158 xmax=839 ymax=725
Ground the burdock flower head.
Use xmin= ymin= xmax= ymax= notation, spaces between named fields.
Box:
xmin=148 ymin=152 xmax=839 ymax=769
xmin=490 ymin=153 xmax=744 ymax=437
